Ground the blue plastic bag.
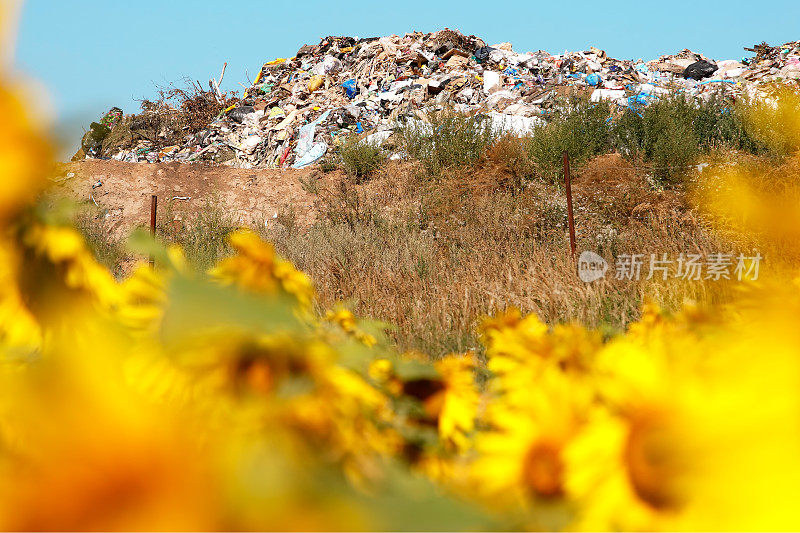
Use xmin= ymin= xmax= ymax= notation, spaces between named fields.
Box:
xmin=342 ymin=79 xmax=358 ymax=99
xmin=628 ymin=94 xmax=650 ymax=106
xmin=585 ymin=73 xmax=602 ymax=86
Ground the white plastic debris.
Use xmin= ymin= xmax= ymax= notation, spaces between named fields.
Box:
xmin=488 ymin=111 xmax=545 ymax=136
xmin=239 ymin=135 xmax=263 ymax=154
xmin=360 ymin=130 xmax=392 ymax=147
xmin=483 ymin=71 xmax=501 ymax=94
xmin=590 ymin=88 xmax=626 ymax=103
xmin=292 ymin=142 xmax=328 ymax=169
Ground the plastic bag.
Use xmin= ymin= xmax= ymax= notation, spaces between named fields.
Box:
xmin=474 ymin=46 xmax=493 ymax=63
xmin=483 ymin=71 xmax=501 ymax=94
xmin=683 ymin=60 xmax=718 ymax=80
xmin=585 ymin=73 xmax=602 ymax=86
xmin=292 ymin=142 xmax=327 ymax=168
xmin=342 ymin=79 xmax=358 ymax=99
xmin=228 ymin=106 xmax=256 ymax=123
xmin=308 ymin=75 xmax=324 ymax=93
xmin=295 ymin=110 xmax=332 ymax=157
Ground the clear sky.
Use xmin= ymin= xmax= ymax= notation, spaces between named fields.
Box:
xmin=13 ymin=0 xmax=800 ymax=157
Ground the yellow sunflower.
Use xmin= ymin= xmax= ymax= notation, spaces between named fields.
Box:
xmin=210 ymin=229 xmax=314 ymax=309
xmin=470 ymin=366 xmax=590 ymax=526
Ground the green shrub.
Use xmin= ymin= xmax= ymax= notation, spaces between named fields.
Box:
xmin=319 ymin=157 xmax=338 ymax=173
xmin=398 ymin=92 xmax=771 ymax=187
xmin=398 ymin=108 xmax=496 ymax=177
xmin=339 ymin=137 xmax=385 ymax=183
xmin=613 ymin=95 xmax=699 ymax=184
xmin=613 ymin=92 xmax=766 ymax=185
xmin=525 ymin=97 xmax=612 ymax=182
xmin=693 ymin=92 xmax=761 ymax=152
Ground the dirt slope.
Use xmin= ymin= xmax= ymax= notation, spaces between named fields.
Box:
xmin=50 ymin=160 xmax=325 ymax=238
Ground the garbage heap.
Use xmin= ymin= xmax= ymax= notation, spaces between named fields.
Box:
xmin=76 ymin=30 xmax=800 ymax=168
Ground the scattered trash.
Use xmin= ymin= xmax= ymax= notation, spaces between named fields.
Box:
xmin=228 ymin=105 xmax=258 ymax=123
xmin=72 ymin=107 xmax=123 ymax=161
xmin=99 ymin=107 xmax=123 ymax=129
xmin=72 ymin=31 xmax=800 ymax=169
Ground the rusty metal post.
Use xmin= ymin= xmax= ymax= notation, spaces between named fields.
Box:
xmin=563 ymin=152 xmax=576 ymax=259
xmin=149 ymin=194 xmax=157 ymax=267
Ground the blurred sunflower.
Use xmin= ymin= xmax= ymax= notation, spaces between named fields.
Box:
xmin=210 ymin=229 xmax=314 ymax=309
xmin=0 ymin=85 xmax=51 ymax=224
xmin=470 ymin=366 xmax=588 ymax=518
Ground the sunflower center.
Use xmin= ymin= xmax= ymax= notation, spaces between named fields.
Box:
xmin=624 ymin=410 xmax=688 ymax=511
xmin=231 ymin=356 xmax=273 ymax=394
xmin=522 ymin=440 xmax=564 ymax=498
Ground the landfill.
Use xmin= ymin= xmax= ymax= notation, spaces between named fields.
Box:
xmin=73 ymin=30 xmax=800 ymax=169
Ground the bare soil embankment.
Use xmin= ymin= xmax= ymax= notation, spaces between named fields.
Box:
xmin=51 ymin=160 xmax=329 ymax=238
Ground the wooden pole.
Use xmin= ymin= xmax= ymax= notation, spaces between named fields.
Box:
xmin=563 ymin=152 xmax=576 ymax=258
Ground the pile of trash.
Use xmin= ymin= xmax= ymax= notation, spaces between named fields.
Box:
xmin=73 ymin=31 xmax=800 ymax=168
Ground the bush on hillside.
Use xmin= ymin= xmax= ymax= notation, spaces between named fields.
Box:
xmin=398 ymin=108 xmax=496 ymax=177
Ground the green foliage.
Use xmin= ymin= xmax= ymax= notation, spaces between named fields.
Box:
xmin=693 ymin=93 xmax=762 ymax=152
xmin=613 ymin=92 xmax=765 ymax=184
xmin=614 ymin=99 xmax=699 ymax=185
xmin=525 ymin=98 xmax=613 ymax=182
xmin=339 ymin=137 xmax=386 ymax=183
xmin=319 ymin=157 xmax=338 ymax=173
xmin=396 ymin=93 xmax=775 ymax=188
xmin=398 ymin=108 xmax=496 ymax=177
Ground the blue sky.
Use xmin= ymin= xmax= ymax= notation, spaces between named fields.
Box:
xmin=14 ymin=0 xmax=799 ymax=157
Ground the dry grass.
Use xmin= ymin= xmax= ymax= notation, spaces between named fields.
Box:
xmin=262 ymin=157 xmax=735 ymax=357
xmin=572 ymin=153 xmax=687 ymax=222
xmin=113 ymin=81 xmax=239 ymax=153
xmin=75 ymin=208 xmax=131 ymax=279
xmin=157 ymin=196 xmax=237 ymax=270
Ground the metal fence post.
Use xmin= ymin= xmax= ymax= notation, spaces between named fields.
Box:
xmin=563 ymin=152 xmax=576 ymax=259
